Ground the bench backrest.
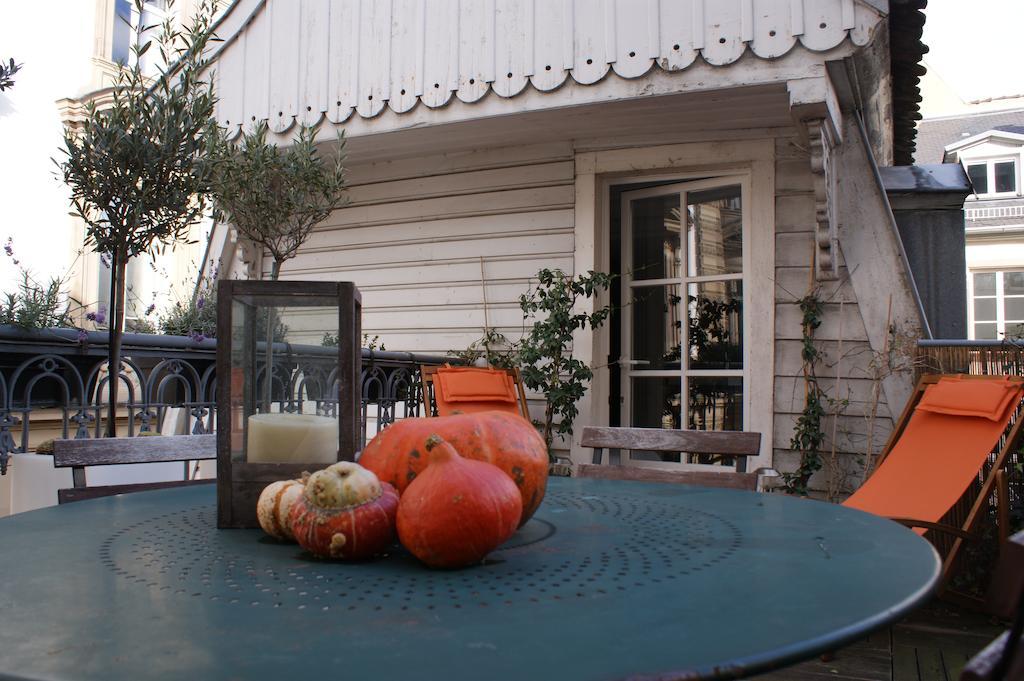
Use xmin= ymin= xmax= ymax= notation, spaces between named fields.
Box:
xmin=578 ymin=427 xmax=762 ymax=491
xmin=52 ymin=435 xmax=216 ymax=468
xmin=580 ymin=427 xmax=761 ymax=457
xmin=52 ymin=435 xmax=216 ymax=504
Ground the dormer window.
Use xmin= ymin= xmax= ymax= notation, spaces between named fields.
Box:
xmin=966 ymin=159 xmax=1018 ymax=197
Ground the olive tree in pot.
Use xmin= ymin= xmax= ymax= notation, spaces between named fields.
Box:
xmin=206 ymin=121 xmax=348 ymax=410
xmin=58 ymin=0 xmax=220 ymax=437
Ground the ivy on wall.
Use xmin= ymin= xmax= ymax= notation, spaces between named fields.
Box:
xmin=784 ymin=291 xmax=826 ymax=495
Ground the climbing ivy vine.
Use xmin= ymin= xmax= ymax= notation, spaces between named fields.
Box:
xmin=784 ymin=291 xmax=826 ymax=495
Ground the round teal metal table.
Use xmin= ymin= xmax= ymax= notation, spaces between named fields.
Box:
xmin=0 ymin=477 xmax=939 ymax=681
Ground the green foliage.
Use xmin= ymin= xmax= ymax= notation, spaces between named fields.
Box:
xmin=449 ymin=328 xmax=518 ymax=369
xmin=125 ymin=316 xmax=157 ymax=334
xmin=323 ymin=333 xmax=385 ymax=351
xmin=784 ymin=291 xmax=826 ymax=496
xmin=159 ymin=280 xmax=287 ymax=343
xmin=0 ymin=58 xmax=22 ymax=92
xmin=159 ymin=289 xmax=216 ymax=340
xmin=0 ymin=271 xmax=75 ymax=330
xmin=208 ymin=121 xmax=348 ymax=279
xmin=57 ymin=0 xmax=220 ymax=435
xmin=655 ymin=291 xmax=742 ymax=364
xmin=517 ymin=269 xmax=614 ymax=455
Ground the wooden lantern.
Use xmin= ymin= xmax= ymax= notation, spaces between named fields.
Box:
xmin=215 ymin=280 xmax=361 ymax=528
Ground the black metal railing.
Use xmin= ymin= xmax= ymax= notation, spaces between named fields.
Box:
xmin=0 ymin=326 xmax=453 ymax=474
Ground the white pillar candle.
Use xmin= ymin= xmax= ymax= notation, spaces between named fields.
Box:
xmin=246 ymin=413 xmax=338 ymax=464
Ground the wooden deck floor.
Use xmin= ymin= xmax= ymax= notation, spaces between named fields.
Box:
xmin=752 ymin=599 xmax=1005 ymax=681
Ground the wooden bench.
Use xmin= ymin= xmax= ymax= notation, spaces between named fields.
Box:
xmin=577 ymin=426 xmax=762 ymax=491
xmin=960 ymin=530 xmax=1024 ymax=680
xmin=52 ymin=434 xmax=216 ymax=504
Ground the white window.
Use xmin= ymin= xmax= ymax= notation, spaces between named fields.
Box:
xmin=111 ymin=0 xmax=168 ymax=77
xmin=965 ymin=159 xmax=1018 ymax=197
xmin=969 ymin=270 xmax=1024 ymax=340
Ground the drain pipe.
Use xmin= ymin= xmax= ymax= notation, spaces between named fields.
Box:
xmin=852 ymin=109 xmax=933 ymax=340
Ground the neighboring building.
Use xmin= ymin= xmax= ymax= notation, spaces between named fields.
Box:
xmin=917 ymin=108 xmax=1024 ymax=340
xmin=0 ymin=1 xmax=220 ymax=328
xmin=200 ymin=0 xmax=930 ymax=492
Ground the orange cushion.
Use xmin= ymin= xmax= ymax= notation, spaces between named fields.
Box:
xmin=916 ymin=376 xmax=1019 ymax=421
xmin=435 ymin=367 xmax=517 ymax=403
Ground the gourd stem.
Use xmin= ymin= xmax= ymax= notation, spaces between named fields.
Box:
xmin=424 ymin=434 xmax=456 ymax=464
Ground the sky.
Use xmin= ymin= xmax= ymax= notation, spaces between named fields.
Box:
xmin=922 ymin=0 xmax=1024 ymax=103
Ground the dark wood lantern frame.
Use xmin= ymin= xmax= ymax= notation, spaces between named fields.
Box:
xmin=215 ymin=280 xmax=361 ymax=528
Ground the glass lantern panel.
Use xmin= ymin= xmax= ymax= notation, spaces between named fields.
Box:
xmin=229 ymin=295 xmax=343 ymax=465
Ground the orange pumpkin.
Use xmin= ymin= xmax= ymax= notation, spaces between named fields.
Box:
xmin=397 ymin=435 xmax=522 ymax=568
xmin=359 ymin=411 xmax=548 ymax=527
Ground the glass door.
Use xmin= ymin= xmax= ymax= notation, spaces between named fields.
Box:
xmin=620 ymin=180 xmax=745 ymax=463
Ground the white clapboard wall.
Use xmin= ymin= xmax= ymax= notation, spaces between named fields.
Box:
xmin=271 ymin=142 xmax=574 ymax=359
xmin=771 ymin=134 xmax=895 ymax=490
xmin=269 ymin=143 xmax=574 ymax=449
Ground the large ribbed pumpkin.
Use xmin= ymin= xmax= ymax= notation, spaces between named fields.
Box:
xmin=359 ymin=411 xmax=547 ymax=527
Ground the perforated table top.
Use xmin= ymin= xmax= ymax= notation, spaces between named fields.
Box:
xmin=0 ymin=478 xmax=938 ymax=681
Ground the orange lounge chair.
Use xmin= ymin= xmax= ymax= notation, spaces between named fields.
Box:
xmin=843 ymin=374 xmax=1024 ymax=600
xmin=420 ymin=365 xmax=530 ymax=420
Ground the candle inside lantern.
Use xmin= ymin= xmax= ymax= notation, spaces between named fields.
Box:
xmin=246 ymin=413 xmax=338 ymax=463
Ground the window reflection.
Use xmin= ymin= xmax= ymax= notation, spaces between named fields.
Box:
xmin=687 ymin=186 xmax=742 ymax=277
xmin=631 ymin=195 xmax=681 ymax=280
xmin=631 ymin=285 xmax=681 ymax=370
xmin=688 ymin=281 xmax=742 ymax=370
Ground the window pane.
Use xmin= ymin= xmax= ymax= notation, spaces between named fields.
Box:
xmin=1005 ymin=297 xmax=1024 ymax=321
xmin=629 ymin=376 xmax=682 ymax=462
xmin=974 ymin=272 xmax=997 ymax=295
xmin=1005 ymin=271 xmax=1024 ymax=295
xmin=995 ymin=161 xmax=1016 ymax=193
xmin=687 ymin=186 xmax=742 ymax=277
xmin=112 ymin=0 xmax=132 ymax=64
xmin=973 ymin=297 xmax=997 ymax=321
xmin=1007 ymin=323 xmax=1024 ymax=339
xmin=630 ymin=284 xmax=681 ymax=370
xmin=688 ymin=280 xmax=743 ymax=370
xmin=631 ymin=194 xmax=681 ymax=281
xmin=975 ymin=323 xmax=998 ymax=340
xmin=688 ymin=376 xmax=743 ymax=432
xmin=967 ymin=164 xmax=989 ymax=194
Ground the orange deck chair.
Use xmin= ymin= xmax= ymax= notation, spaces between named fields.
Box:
xmin=420 ymin=364 xmax=530 ymax=420
xmin=843 ymin=374 xmax=1024 ymax=600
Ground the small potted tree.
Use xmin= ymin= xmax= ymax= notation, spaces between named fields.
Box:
xmin=58 ymin=0 xmax=220 ymax=436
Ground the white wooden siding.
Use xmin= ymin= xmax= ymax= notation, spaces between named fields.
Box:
xmin=271 ymin=146 xmax=576 ymax=357
xmin=772 ymin=135 xmax=894 ymax=493
xmin=210 ymin=0 xmax=884 ymax=139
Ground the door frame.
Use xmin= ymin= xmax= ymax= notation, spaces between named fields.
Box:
xmin=572 ymin=141 xmax=775 ymax=470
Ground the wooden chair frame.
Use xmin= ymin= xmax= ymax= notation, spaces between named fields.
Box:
xmin=52 ymin=434 xmax=216 ymax=504
xmin=577 ymin=426 xmax=762 ymax=491
xmin=867 ymin=374 xmax=1024 ymax=600
xmin=419 ymin=364 xmax=530 ymax=420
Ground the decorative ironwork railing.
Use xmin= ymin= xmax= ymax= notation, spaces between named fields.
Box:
xmin=0 ymin=326 xmax=453 ymax=475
